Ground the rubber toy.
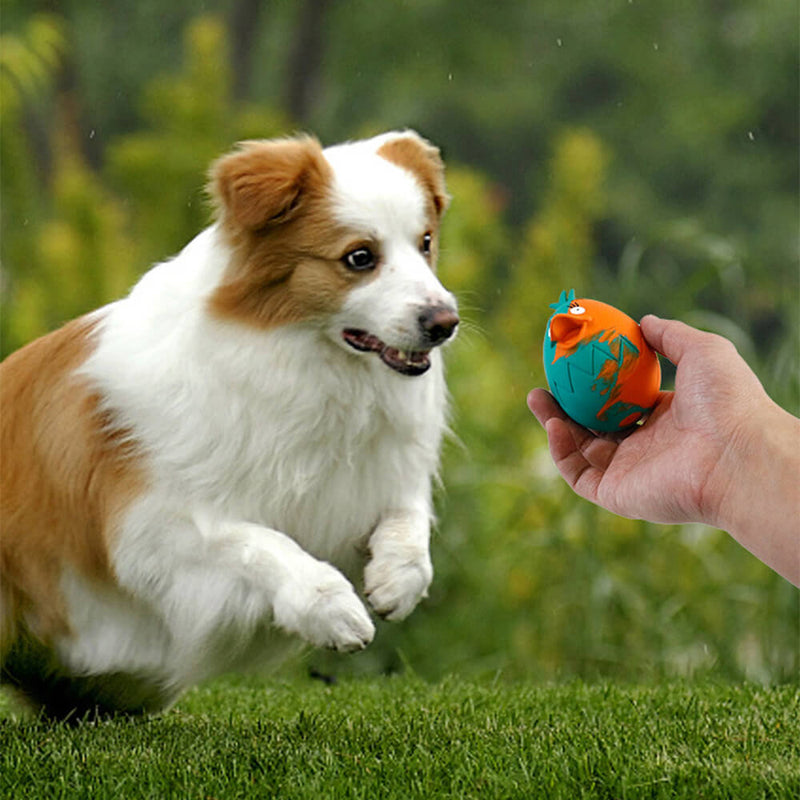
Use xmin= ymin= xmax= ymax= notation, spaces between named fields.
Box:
xmin=543 ymin=290 xmax=661 ymax=432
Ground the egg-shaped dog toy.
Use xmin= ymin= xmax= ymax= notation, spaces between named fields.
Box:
xmin=543 ymin=290 xmax=661 ymax=432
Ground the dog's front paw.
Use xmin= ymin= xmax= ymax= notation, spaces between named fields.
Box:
xmin=364 ymin=547 xmax=433 ymax=622
xmin=273 ymin=566 xmax=375 ymax=653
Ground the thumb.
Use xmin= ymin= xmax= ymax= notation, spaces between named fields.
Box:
xmin=640 ymin=315 xmax=712 ymax=366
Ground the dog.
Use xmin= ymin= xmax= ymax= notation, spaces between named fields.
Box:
xmin=0 ymin=131 xmax=458 ymax=717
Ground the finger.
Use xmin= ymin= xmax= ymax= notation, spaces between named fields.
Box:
xmin=640 ymin=315 xmax=717 ymax=366
xmin=530 ymin=388 xmax=619 ymax=472
xmin=526 ymin=388 xmax=567 ymax=426
xmin=575 ymin=428 xmax=619 ymax=472
xmin=544 ymin=413 xmax=621 ymax=500
xmin=546 ymin=418 xmax=605 ymax=501
xmin=560 ymin=417 xmax=620 ymax=474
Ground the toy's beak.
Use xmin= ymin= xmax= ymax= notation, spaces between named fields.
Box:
xmin=549 ymin=313 xmax=593 ymax=349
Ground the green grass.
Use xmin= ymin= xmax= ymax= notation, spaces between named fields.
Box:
xmin=2 ymin=676 xmax=798 ymax=799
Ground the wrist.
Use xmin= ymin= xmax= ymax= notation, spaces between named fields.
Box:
xmin=710 ymin=402 xmax=791 ymax=526
xmin=709 ymin=401 xmax=800 ymax=582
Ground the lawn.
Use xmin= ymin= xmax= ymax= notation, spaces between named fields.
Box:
xmin=2 ymin=676 xmax=798 ymax=799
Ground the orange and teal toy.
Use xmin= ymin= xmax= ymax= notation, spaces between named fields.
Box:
xmin=543 ymin=290 xmax=661 ymax=432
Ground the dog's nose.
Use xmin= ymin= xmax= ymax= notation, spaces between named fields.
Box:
xmin=419 ymin=305 xmax=460 ymax=345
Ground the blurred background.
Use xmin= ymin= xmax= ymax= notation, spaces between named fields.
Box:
xmin=1 ymin=0 xmax=797 ymax=683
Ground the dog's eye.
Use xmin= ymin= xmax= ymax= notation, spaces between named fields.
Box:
xmin=343 ymin=247 xmax=377 ymax=272
xmin=421 ymin=233 xmax=433 ymax=256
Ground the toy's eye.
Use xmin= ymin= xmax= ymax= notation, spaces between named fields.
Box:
xmin=569 ymin=304 xmax=586 ymax=315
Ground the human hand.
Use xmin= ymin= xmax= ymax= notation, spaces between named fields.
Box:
xmin=529 ymin=314 xmax=800 ymax=585
xmin=529 ymin=315 xmax=779 ymax=527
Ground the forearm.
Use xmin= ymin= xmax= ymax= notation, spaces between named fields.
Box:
xmin=710 ymin=404 xmax=800 ymax=586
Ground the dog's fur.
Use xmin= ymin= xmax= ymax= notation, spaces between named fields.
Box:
xmin=0 ymin=131 xmax=458 ymax=717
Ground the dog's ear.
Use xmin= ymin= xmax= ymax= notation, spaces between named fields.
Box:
xmin=376 ymin=131 xmax=450 ymax=217
xmin=209 ymin=136 xmax=330 ymax=231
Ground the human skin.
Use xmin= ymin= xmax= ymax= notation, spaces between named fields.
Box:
xmin=528 ymin=315 xmax=800 ymax=587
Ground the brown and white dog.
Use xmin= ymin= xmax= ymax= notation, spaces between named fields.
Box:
xmin=0 ymin=131 xmax=458 ymax=717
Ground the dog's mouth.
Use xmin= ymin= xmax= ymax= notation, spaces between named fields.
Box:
xmin=342 ymin=329 xmax=432 ymax=376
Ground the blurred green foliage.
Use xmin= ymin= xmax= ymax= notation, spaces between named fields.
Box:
xmin=1 ymin=2 xmax=797 ymax=684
